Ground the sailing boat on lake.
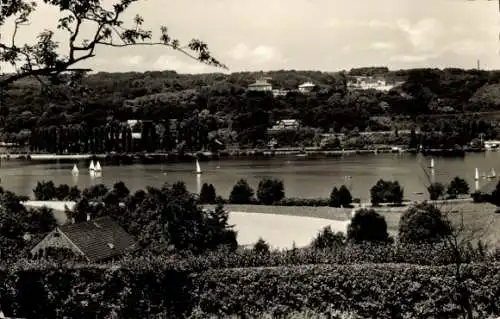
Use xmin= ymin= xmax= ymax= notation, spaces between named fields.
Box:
xmin=72 ymin=164 xmax=79 ymax=176
xmin=488 ymin=168 xmax=496 ymax=179
xmin=95 ymin=161 xmax=102 ymax=173
xmin=89 ymin=160 xmax=95 ymax=172
xmin=195 ymin=159 xmax=202 ymax=175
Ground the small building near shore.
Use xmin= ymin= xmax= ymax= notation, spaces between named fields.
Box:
xmin=30 ymin=216 xmax=136 ymax=262
xmin=271 ymin=119 xmax=300 ymax=131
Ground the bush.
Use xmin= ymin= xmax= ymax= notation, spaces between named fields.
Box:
xmin=398 ymin=202 xmax=452 ymax=244
xmin=229 ymin=179 xmax=254 ymax=204
xmin=370 ymin=179 xmax=403 ymax=205
xmin=33 ymin=181 xmax=56 ymax=201
xmin=338 ymin=185 xmax=352 ymax=207
xmin=55 ymin=184 xmax=70 ymax=201
xmin=329 ymin=187 xmax=340 ymax=207
xmin=446 ymin=176 xmax=469 ymax=199
xmin=26 ymin=206 xmax=57 ymax=234
xmin=275 ymin=198 xmax=329 ymax=207
xmin=347 ymin=208 xmax=390 ymax=243
xmin=253 ymin=237 xmax=270 ymax=255
xmin=112 ymin=181 xmax=130 ymax=200
xmin=0 ymin=262 xmax=194 ymax=318
xmin=257 ymin=178 xmax=285 ymax=205
xmin=427 ymin=182 xmax=445 ymax=200
xmin=199 ymin=183 xmax=217 ymax=204
xmin=310 ymin=226 xmax=345 ymax=250
xmin=68 ymin=186 xmax=81 ymax=201
xmin=471 ymin=191 xmax=487 ymax=203
xmin=488 ymin=181 xmax=500 ymax=206
xmin=82 ymin=184 xmax=108 ymax=201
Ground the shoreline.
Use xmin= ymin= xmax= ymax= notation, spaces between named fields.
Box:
xmin=0 ymin=147 xmax=487 ymax=163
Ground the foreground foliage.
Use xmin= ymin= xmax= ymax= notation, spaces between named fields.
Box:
xmin=1 ymin=259 xmax=500 ymax=318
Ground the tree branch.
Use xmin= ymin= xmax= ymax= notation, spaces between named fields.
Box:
xmin=0 ymin=0 xmax=227 ymax=89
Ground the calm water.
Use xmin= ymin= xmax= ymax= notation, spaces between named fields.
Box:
xmin=1 ymin=152 xmax=500 ymax=201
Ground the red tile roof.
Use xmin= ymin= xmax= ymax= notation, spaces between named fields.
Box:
xmin=59 ymin=216 xmax=136 ymax=262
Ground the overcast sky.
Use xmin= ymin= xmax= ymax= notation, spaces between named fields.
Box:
xmin=2 ymin=0 xmax=500 ymax=73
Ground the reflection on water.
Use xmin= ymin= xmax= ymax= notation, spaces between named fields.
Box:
xmin=196 ymin=174 xmax=202 ymax=195
xmin=0 ymin=152 xmax=499 ymax=201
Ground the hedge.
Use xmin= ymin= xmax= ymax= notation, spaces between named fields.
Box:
xmin=191 ymin=263 xmax=500 ymax=318
xmin=1 ymin=260 xmax=500 ymax=318
xmin=0 ymin=261 xmax=194 ymax=319
xmin=165 ymin=243 xmax=495 ymax=269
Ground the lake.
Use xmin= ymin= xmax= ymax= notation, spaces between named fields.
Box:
xmin=1 ymin=152 xmax=500 ymax=201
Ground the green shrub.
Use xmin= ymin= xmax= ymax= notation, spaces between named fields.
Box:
xmin=275 ymin=198 xmax=329 ymax=206
xmin=199 ymin=183 xmax=217 ymax=204
xmin=427 ymin=182 xmax=445 ymax=200
xmin=229 ymin=179 xmax=254 ymax=204
xmin=347 ymin=209 xmax=390 ymax=243
xmin=257 ymin=178 xmax=285 ymax=205
xmin=370 ymin=179 xmax=404 ymax=205
xmin=399 ymin=202 xmax=452 ymax=244
xmin=447 ymin=176 xmax=469 ymax=199
xmin=471 ymin=191 xmax=487 ymax=203
xmin=33 ymin=181 xmax=56 ymax=201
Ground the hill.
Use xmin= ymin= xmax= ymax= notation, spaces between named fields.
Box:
xmin=2 ymin=68 xmax=500 ymax=151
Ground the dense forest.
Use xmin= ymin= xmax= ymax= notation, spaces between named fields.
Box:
xmin=2 ymin=67 xmax=500 ymax=153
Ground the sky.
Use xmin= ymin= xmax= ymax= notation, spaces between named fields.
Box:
xmin=1 ymin=0 xmax=500 ymax=73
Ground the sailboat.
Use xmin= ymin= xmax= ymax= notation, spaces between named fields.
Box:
xmin=488 ymin=168 xmax=496 ymax=179
xmin=195 ymin=159 xmax=202 ymax=175
xmin=95 ymin=161 xmax=102 ymax=173
xmin=89 ymin=160 xmax=95 ymax=172
xmin=475 ymin=168 xmax=479 ymax=181
xmin=429 ymin=158 xmax=435 ymax=169
xmin=72 ymin=164 xmax=79 ymax=176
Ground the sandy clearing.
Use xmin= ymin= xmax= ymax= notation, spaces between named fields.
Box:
xmin=229 ymin=212 xmax=350 ymax=250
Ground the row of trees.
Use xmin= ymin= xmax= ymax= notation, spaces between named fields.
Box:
xmin=32 ymin=175 xmax=477 ymax=214
xmin=28 ymin=121 xmax=181 ymax=153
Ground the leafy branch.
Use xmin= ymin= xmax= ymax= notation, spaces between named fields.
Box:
xmin=0 ymin=0 xmax=227 ymax=88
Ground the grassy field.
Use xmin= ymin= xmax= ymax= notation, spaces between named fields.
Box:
xmin=206 ymin=202 xmax=500 ymax=246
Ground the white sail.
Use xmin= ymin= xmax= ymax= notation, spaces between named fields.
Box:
xmin=95 ymin=161 xmax=102 ymax=172
xmin=195 ymin=159 xmax=202 ymax=174
xmin=475 ymin=168 xmax=479 ymax=180
xmin=430 ymin=158 xmax=435 ymax=168
xmin=492 ymin=168 xmax=496 ymax=177
xmin=72 ymin=164 xmax=79 ymax=175
xmin=89 ymin=160 xmax=95 ymax=171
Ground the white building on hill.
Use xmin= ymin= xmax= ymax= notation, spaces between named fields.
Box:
xmin=248 ymin=78 xmax=272 ymax=92
xmin=298 ymin=82 xmax=316 ymax=94
xmin=348 ymin=76 xmax=403 ymax=92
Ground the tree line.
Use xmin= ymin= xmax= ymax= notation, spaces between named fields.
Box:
xmin=3 ymin=68 xmax=500 ymax=151
xmin=29 ymin=121 xmax=178 ymax=154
